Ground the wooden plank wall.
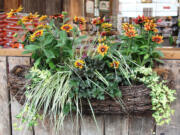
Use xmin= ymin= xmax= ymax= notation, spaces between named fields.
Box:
xmin=22 ymin=0 xmax=64 ymax=15
xmin=0 ymin=0 xmax=4 ymax=11
xmin=3 ymin=0 xmax=64 ymax=15
xmin=4 ymin=0 xmax=21 ymax=12
xmin=0 ymin=56 xmax=179 ymax=135
xmin=22 ymin=0 xmax=46 ymax=15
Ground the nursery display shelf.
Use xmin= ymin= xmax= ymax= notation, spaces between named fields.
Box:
xmin=0 ymin=48 xmax=180 ymax=59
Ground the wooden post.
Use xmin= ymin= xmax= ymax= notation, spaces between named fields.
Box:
xmin=69 ymin=0 xmax=84 ymax=20
xmin=0 ymin=57 xmax=11 ymax=135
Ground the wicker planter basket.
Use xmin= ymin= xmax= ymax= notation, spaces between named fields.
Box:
xmin=8 ymin=65 xmax=174 ymax=114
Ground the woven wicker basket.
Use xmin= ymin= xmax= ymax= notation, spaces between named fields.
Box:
xmin=8 ymin=65 xmax=174 ymax=114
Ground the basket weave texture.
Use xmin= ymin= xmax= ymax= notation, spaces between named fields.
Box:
xmin=8 ymin=65 xmax=174 ymax=114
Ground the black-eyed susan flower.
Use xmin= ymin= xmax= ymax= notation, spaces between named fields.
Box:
xmin=34 ymin=30 xmax=43 ymax=37
xmin=74 ymin=59 xmax=85 ymax=69
xmin=29 ymin=34 xmax=36 ymax=42
xmin=74 ymin=16 xmax=86 ymax=24
xmin=78 ymin=17 xmax=86 ymax=24
xmin=152 ymin=35 xmax=163 ymax=44
xmin=36 ymin=24 xmax=50 ymax=29
xmin=29 ymin=30 xmax=43 ymax=42
xmin=61 ymin=24 xmax=73 ymax=32
xmin=39 ymin=15 xmax=47 ymax=22
xmin=110 ymin=61 xmax=120 ymax=69
xmin=97 ymin=43 xmax=109 ymax=56
xmin=74 ymin=16 xmax=79 ymax=22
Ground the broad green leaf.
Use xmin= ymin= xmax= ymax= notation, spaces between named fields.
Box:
xmin=24 ymin=45 xmax=40 ymax=51
xmin=43 ymin=49 xmax=55 ymax=59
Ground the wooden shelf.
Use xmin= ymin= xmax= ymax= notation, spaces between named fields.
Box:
xmin=157 ymin=48 xmax=180 ymax=60
xmin=0 ymin=48 xmax=180 ymax=60
xmin=0 ymin=49 xmax=31 ymax=56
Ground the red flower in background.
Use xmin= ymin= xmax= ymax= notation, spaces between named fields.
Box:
xmin=133 ymin=15 xmax=148 ymax=24
xmin=92 ymin=17 xmax=104 ymax=25
xmin=50 ymin=14 xmax=64 ymax=19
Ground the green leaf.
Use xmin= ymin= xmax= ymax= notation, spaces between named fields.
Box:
xmin=48 ymin=62 xmax=56 ymax=69
xmin=24 ymin=45 xmax=40 ymax=51
xmin=22 ymin=50 xmax=32 ymax=54
xmin=34 ymin=57 xmax=42 ymax=68
xmin=144 ymin=54 xmax=150 ymax=60
xmin=43 ymin=49 xmax=55 ymax=59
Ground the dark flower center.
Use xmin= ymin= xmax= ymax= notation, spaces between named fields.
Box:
xmin=101 ymin=48 xmax=105 ymax=52
xmin=64 ymin=26 xmax=70 ymax=30
xmin=155 ymin=38 xmax=160 ymax=42
xmin=77 ymin=62 xmax=82 ymax=66
xmin=35 ymin=32 xmax=41 ymax=36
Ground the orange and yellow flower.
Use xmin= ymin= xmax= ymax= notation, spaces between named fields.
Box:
xmin=74 ymin=16 xmax=86 ymax=24
xmin=125 ymin=29 xmax=137 ymax=38
xmin=29 ymin=34 xmax=36 ymax=42
xmin=39 ymin=15 xmax=47 ymax=22
xmin=144 ymin=21 xmax=157 ymax=31
xmin=152 ymin=35 xmax=163 ymax=44
xmin=21 ymin=12 xmax=39 ymax=23
xmin=97 ymin=43 xmax=109 ymax=56
xmin=98 ymin=36 xmax=106 ymax=43
xmin=29 ymin=30 xmax=43 ymax=42
xmin=74 ymin=60 xmax=85 ymax=69
xmin=102 ymin=23 xmax=112 ymax=31
xmin=6 ymin=6 xmax=23 ymax=18
xmin=14 ymin=5 xmax=23 ymax=13
xmin=61 ymin=24 xmax=73 ymax=32
xmin=153 ymin=28 xmax=158 ymax=33
xmin=36 ymin=24 xmax=50 ymax=29
xmin=122 ymin=23 xmax=135 ymax=32
xmin=34 ymin=30 xmax=43 ymax=37
xmin=110 ymin=61 xmax=120 ymax=69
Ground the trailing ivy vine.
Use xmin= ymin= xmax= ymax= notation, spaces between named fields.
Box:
xmin=132 ymin=67 xmax=176 ymax=125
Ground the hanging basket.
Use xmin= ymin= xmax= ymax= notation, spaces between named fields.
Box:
xmin=8 ymin=65 xmax=174 ymax=114
xmin=82 ymin=84 xmax=152 ymax=114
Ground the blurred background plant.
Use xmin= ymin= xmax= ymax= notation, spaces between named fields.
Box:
xmin=120 ymin=16 xmax=164 ymax=67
